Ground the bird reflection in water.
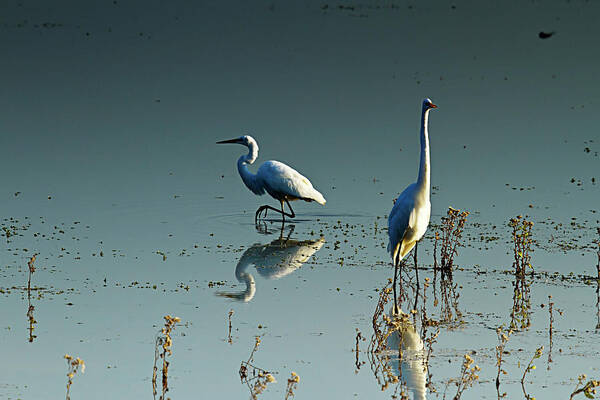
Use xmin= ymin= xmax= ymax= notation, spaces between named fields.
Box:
xmin=368 ymin=279 xmax=439 ymax=400
xmin=217 ymin=224 xmax=325 ymax=302
xmin=387 ymin=311 xmax=428 ymax=400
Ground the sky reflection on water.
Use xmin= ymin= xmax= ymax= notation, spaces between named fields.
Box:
xmin=1 ymin=0 xmax=600 ymax=399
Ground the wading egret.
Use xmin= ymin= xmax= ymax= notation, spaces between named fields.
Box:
xmin=217 ymin=135 xmax=326 ymax=222
xmin=388 ymin=98 xmax=437 ymax=312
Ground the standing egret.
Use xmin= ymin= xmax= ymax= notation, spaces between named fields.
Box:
xmin=217 ymin=135 xmax=326 ymax=222
xmin=388 ymin=98 xmax=437 ymax=312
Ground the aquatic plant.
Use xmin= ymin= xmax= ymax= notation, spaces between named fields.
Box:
xmin=354 ymin=328 xmax=366 ymax=373
xmin=433 ymin=207 xmax=469 ymax=272
xmin=521 ymin=346 xmax=543 ymax=400
xmin=27 ymin=254 xmax=36 ymax=293
xmin=596 ymin=228 xmax=600 ymax=279
xmin=510 ymin=274 xmax=531 ymax=330
xmin=444 ymin=353 xmax=480 ymax=400
xmin=367 ymin=280 xmax=402 ymax=393
xmin=509 ymin=215 xmax=534 ymax=276
xmin=570 ymin=375 xmax=600 ymax=399
xmin=547 ymin=296 xmax=555 ymax=368
xmin=284 ymin=372 xmax=300 ymax=400
xmin=64 ymin=354 xmax=85 ymax=400
xmin=227 ymin=309 xmax=234 ymax=344
xmin=26 ymin=254 xmax=37 ymax=342
xmin=509 ymin=216 xmax=534 ymax=331
xmin=494 ymin=326 xmax=512 ymax=398
xmin=152 ymin=315 xmax=181 ymax=400
xmin=239 ymin=336 xmax=276 ymax=399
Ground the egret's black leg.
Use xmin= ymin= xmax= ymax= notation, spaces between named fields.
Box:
xmin=284 ymin=199 xmax=296 ymax=218
xmin=285 ymin=224 xmax=295 ymax=241
xmin=414 ymin=241 xmax=420 ymax=290
xmin=392 ymin=258 xmax=399 ymax=315
xmin=393 ymin=252 xmax=402 ymax=315
xmin=255 ymin=205 xmax=280 ymax=222
xmin=255 ymin=200 xmax=295 ymax=223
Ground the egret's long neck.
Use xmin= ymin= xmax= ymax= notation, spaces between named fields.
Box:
xmin=236 ymin=142 xmax=264 ymax=195
xmin=416 ymin=108 xmax=430 ymax=197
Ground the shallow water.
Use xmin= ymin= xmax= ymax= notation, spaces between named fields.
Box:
xmin=1 ymin=1 xmax=600 ymax=399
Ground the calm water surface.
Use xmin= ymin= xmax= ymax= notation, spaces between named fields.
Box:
xmin=1 ymin=1 xmax=599 ymax=399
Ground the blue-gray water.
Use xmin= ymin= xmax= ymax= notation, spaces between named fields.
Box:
xmin=1 ymin=0 xmax=599 ymax=399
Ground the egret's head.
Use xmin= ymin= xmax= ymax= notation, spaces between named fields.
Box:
xmin=423 ymin=98 xmax=438 ymax=111
xmin=216 ymin=135 xmax=256 ymax=147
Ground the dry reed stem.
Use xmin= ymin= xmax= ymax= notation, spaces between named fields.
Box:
xmin=521 ymin=346 xmax=543 ymax=400
xmin=239 ymin=336 xmax=276 ymax=400
xmin=434 ymin=207 xmax=469 ymax=272
xmin=26 ymin=254 xmax=37 ymax=342
xmin=64 ymin=354 xmax=85 ymax=400
xmin=548 ymin=296 xmax=554 ymax=368
xmin=509 ymin=216 xmax=534 ymax=331
xmin=494 ymin=326 xmax=512 ymax=399
xmin=509 ymin=216 xmax=534 ymax=277
xmin=284 ymin=372 xmax=300 ymax=400
xmin=367 ymin=280 xmax=402 ymax=393
xmin=228 ymin=309 xmax=234 ymax=344
xmin=446 ymin=353 xmax=480 ymax=400
xmin=354 ymin=328 xmax=366 ymax=372
xmin=152 ymin=315 xmax=181 ymax=400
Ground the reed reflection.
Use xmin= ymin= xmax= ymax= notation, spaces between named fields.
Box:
xmin=217 ymin=224 xmax=325 ymax=302
xmin=26 ymin=255 xmax=37 ymax=343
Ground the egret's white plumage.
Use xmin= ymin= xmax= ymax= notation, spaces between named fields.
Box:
xmin=388 ymin=98 xmax=437 ymax=310
xmin=217 ymin=135 xmax=325 ymax=221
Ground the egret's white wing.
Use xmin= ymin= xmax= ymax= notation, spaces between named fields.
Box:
xmin=257 ymin=160 xmax=326 ymax=204
xmin=387 ymin=183 xmax=417 ymax=258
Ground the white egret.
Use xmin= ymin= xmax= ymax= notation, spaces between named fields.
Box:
xmin=388 ymin=98 xmax=437 ymax=312
xmin=217 ymin=135 xmax=326 ymax=222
